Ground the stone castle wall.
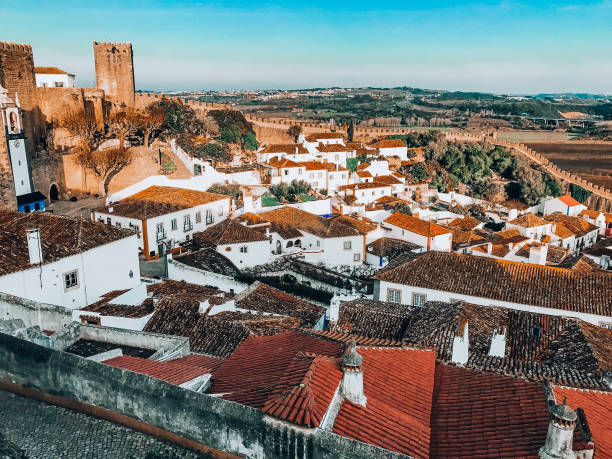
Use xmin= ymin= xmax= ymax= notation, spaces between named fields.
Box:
xmin=93 ymin=42 xmax=135 ymax=107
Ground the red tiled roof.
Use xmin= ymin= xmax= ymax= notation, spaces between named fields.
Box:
xmin=430 ymin=364 xmax=549 ymax=458
xmin=552 ymin=386 xmax=612 ymax=458
xmin=305 ymin=132 xmax=344 ymax=141
xmin=579 ymin=209 xmax=603 ymax=219
xmin=263 ymin=354 xmax=342 ymax=427
xmin=209 ymin=330 xmax=343 ymax=409
xmin=508 ymin=213 xmax=549 ymax=228
xmin=317 ymin=143 xmax=351 ymax=153
xmin=35 ymin=66 xmax=71 ymax=75
xmin=448 ymin=216 xmax=482 ymax=231
xmin=261 ymin=143 xmax=308 ymax=155
xmin=356 ymin=170 xmax=372 ymax=178
xmin=268 ymin=156 xmax=303 ymax=168
xmin=384 ymin=212 xmax=452 ymax=237
xmin=103 ymin=355 xmax=212 ymax=385
xmin=194 ymin=218 xmax=269 ymax=246
xmin=333 ymin=347 xmax=436 ymax=458
xmin=558 ymin=194 xmax=582 ymax=207
xmin=370 ymin=139 xmax=407 ymax=149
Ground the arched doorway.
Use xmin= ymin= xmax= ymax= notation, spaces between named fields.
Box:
xmin=49 ymin=184 xmax=59 ymax=201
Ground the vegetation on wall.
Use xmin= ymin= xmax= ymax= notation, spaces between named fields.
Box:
xmin=570 ymin=184 xmax=592 ymax=203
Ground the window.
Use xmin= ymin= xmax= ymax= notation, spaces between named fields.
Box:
xmin=206 ymin=209 xmax=214 ymax=225
xmin=532 ymin=326 xmax=541 ymax=337
xmin=184 ymin=215 xmax=192 ymax=231
xmin=600 ymin=322 xmax=612 ymax=330
xmin=218 ymin=206 xmax=224 ymax=216
xmin=240 ymin=246 xmax=248 ymax=253
xmin=115 ymin=222 xmax=122 ymax=228
xmin=284 ymin=170 xmax=289 ymax=175
xmin=156 ymin=222 xmax=164 ymax=233
xmin=353 ymin=253 xmax=361 ymax=262
xmin=343 ymin=241 xmax=352 ymax=250
xmin=316 ymin=240 xmax=321 ymax=247
xmin=387 ymin=288 xmax=401 ymax=303
xmin=412 ymin=293 xmax=426 ymax=307
xmin=64 ymin=270 xmax=78 ymax=290
xmin=318 ymin=173 xmax=323 ymax=178
xmin=171 ymin=219 xmax=178 ymax=231
xmin=194 ymin=165 xmax=201 ymax=176
xmin=106 ymin=218 xmax=111 ymax=225
xmin=195 ymin=211 xmax=201 ymax=223
xmin=309 ymin=173 xmax=314 ymax=179
xmin=298 ymin=169 xmax=303 ymax=175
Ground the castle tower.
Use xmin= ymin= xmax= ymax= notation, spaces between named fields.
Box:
xmin=0 ymin=41 xmax=39 ymax=153
xmin=93 ymin=41 xmax=135 ymax=107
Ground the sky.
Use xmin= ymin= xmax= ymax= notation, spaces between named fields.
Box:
xmin=1 ymin=0 xmax=611 ymax=93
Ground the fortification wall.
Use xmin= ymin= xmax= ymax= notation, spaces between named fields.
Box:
xmin=94 ymin=42 xmax=135 ymax=107
xmin=36 ymin=87 xmax=106 ymax=133
xmin=0 ymin=332 xmax=407 ymax=459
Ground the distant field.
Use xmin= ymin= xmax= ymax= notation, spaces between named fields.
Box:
xmin=497 ymin=131 xmax=574 ymax=142
xmin=524 ymin=142 xmax=612 ymax=190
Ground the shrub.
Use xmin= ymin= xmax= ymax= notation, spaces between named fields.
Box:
xmin=409 ymin=163 xmax=429 ymax=181
xmin=242 ymin=131 xmax=259 ymax=150
xmin=571 ymin=184 xmax=591 ymax=203
xmin=208 ymin=183 xmax=241 ymax=200
xmin=219 ymin=125 xmax=241 ymax=143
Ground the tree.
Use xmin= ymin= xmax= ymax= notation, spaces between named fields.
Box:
xmin=242 ymin=131 xmax=258 ymax=151
xmin=347 ymin=120 xmax=355 ymax=142
xmin=571 ymin=184 xmax=591 ymax=203
xmin=200 ymin=115 xmax=219 ymax=138
xmin=178 ymin=139 xmax=231 ymax=162
xmin=270 ymin=183 xmax=291 ymax=201
xmin=393 ymin=203 xmax=412 ymax=216
xmin=543 ymin=174 xmax=562 ymax=197
xmin=56 ymin=107 xmax=98 ymax=154
xmin=208 ymin=183 xmax=241 ymax=200
xmin=220 ymin=125 xmax=241 ymax=143
xmin=75 ymin=146 xmax=133 ymax=196
xmin=152 ymin=98 xmax=202 ymax=136
xmin=288 ymin=125 xmax=302 ymax=142
xmin=409 ymin=163 xmax=429 ymax=182
xmin=138 ymin=104 xmax=165 ymax=147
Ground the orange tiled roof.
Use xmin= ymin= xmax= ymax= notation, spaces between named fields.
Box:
xmin=356 ymin=170 xmax=372 ymax=178
xmin=35 ymin=66 xmax=71 ymax=75
xmin=338 ymin=182 xmax=393 ymax=191
xmin=357 ymin=162 xmax=371 ymax=170
xmin=372 ymin=175 xmax=402 ymax=185
xmin=579 ymin=209 xmax=603 ymax=219
xmin=317 ymin=143 xmax=351 ymax=153
xmin=508 ymin=213 xmax=549 ymax=228
xmin=333 ymin=347 xmax=436 ymax=458
xmin=553 ymin=221 xmax=576 ymax=239
xmin=194 ymin=218 xmax=270 ymax=246
xmin=370 ymin=139 xmax=407 ymax=149
xmin=268 ymin=156 xmax=303 ymax=168
xmin=374 ymin=252 xmax=612 ymax=316
xmin=97 ymin=186 xmax=228 ymax=219
xmin=103 ymin=355 xmax=214 ymax=386
xmin=448 ymin=216 xmax=482 ymax=231
xmin=558 ymin=194 xmax=582 ymax=207
xmin=551 ymin=386 xmax=612 ymax=458
xmin=300 ymin=160 xmax=346 ymax=172
xmin=305 ymin=132 xmax=344 ymax=141
xmin=261 ymin=143 xmax=308 ymax=155
xmin=545 ymin=214 xmax=599 ymax=237
xmin=384 ymin=212 xmax=452 ymax=237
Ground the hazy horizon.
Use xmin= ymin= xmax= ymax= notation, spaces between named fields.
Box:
xmin=2 ymin=0 xmax=611 ymax=94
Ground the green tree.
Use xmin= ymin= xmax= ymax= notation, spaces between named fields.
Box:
xmin=220 ymin=125 xmax=241 ymax=143
xmin=570 ymin=184 xmax=591 ymax=203
xmin=287 ymin=125 xmax=302 ymax=142
xmin=543 ymin=174 xmax=562 ymax=197
xmin=347 ymin=120 xmax=355 ymax=142
xmin=393 ymin=203 xmax=412 ymax=216
xmin=270 ymin=183 xmax=291 ymax=201
xmin=151 ymin=98 xmax=202 ymax=136
xmin=409 ymin=163 xmax=429 ymax=181
xmin=207 ymin=183 xmax=241 ymax=200
xmin=242 ymin=131 xmax=259 ymax=150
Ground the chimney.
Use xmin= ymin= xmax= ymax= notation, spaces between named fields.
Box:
xmin=198 ymin=299 xmax=210 ymax=314
xmin=108 ymin=206 xmax=114 ymax=213
xmin=265 ymin=225 xmax=270 ymax=237
xmin=508 ymin=242 xmax=514 ymax=252
xmin=529 ymin=244 xmax=548 ymax=266
xmin=488 ymin=327 xmax=506 ymax=358
xmin=539 ymin=399 xmax=578 ymax=459
xmin=487 ymin=242 xmax=493 ymax=255
xmin=451 ymin=318 xmax=469 ymax=365
xmin=328 ymin=296 xmax=341 ymax=322
xmin=26 ymin=228 xmax=43 ymax=265
xmin=341 ymin=339 xmax=366 ymax=406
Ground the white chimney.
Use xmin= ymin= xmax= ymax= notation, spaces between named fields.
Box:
xmin=487 ymin=242 xmax=493 ymax=255
xmin=341 ymin=339 xmax=366 ymax=406
xmin=508 ymin=208 xmax=518 ymax=221
xmin=243 ymin=194 xmax=254 ymax=213
xmin=108 ymin=207 xmax=114 ymax=213
xmin=26 ymin=228 xmax=43 ymax=265
xmin=488 ymin=328 xmax=506 ymax=358
xmin=539 ymin=400 xmax=578 ymax=459
xmin=265 ymin=225 xmax=270 ymax=238
xmin=198 ymin=299 xmax=210 ymax=314
xmin=328 ymin=296 xmax=341 ymax=322
xmin=451 ymin=319 xmax=469 ymax=365
xmin=529 ymin=244 xmax=549 ymax=266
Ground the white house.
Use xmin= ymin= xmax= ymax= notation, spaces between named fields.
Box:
xmin=338 ymin=182 xmax=394 ymax=205
xmin=193 ymin=218 xmax=272 ymax=268
xmin=314 ymin=143 xmax=355 ymax=166
xmin=370 ymin=139 xmax=409 ymax=161
xmin=506 ymin=213 xmax=553 ymax=240
xmin=544 ymin=214 xmax=599 ymax=251
xmin=374 ymin=251 xmax=612 ymax=326
xmin=34 ymin=66 xmax=76 ymax=88
xmin=266 ymin=157 xmax=306 ymax=186
xmin=240 ymin=207 xmax=367 ymax=266
xmin=543 ymin=195 xmax=587 ymax=217
xmin=0 ymin=211 xmax=140 ymax=310
xmin=383 ymin=212 xmax=453 ymax=252
xmin=256 ymin=143 xmax=313 ymax=163
xmin=92 ymin=185 xmax=231 ymax=259
xmin=303 ymin=132 xmax=345 ymax=151
xmin=579 ymin=209 xmax=607 ymax=235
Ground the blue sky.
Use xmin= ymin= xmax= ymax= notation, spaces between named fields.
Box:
xmin=1 ymin=0 xmax=611 ymax=93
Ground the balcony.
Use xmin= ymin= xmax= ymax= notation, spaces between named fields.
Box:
xmin=156 ymin=229 xmax=167 ymax=242
xmin=184 ymin=222 xmax=193 ymax=232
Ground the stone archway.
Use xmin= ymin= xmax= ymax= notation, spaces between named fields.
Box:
xmin=49 ymin=184 xmax=59 ymax=201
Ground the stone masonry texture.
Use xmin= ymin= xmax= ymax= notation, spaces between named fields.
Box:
xmin=93 ymin=42 xmax=135 ymax=107
xmin=0 ymin=389 xmax=211 ymax=459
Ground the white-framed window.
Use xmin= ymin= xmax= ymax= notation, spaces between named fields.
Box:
xmin=206 ymin=209 xmax=214 ymax=225
xmin=316 ymin=240 xmax=321 ymax=247
xmin=240 ymin=246 xmax=248 ymax=253
xmin=298 ymin=169 xmax=303 ymax=175
xmin=64 ymin=270 xmax=79 ymax=291
xmin=195 ymin=211 xmax=202 ymax=223
xmin=387 ymin=288 xmax=401 ymax=303
xmin=184 ymin=214 xmax=192 ymax=231
xmin=318 ymin=173 xmax=323 ymax=178
xmin=156 ymin=222 xmax=164 ymax=233
xmin=412 ymin=293 xmax=426 ymax=307
xmin=309 ymin=173 xmax=314 ymax=178
xmin=171 ymin=219 xmax=178 ymax=231
xmin=600 ymin=322 xmax=612 ymax=330
xmin=343 ymin=241 xmax=352 ymax=250
xmin=353 ymin=253 xmax=361 ymax=262
xmin=218 ymin=206 xmax=224 ymax=216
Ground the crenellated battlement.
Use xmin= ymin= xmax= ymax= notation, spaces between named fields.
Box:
xmin=0 ymin=41 xmax=32 ymax=52
xmin=92 ymin=41 xmax=132 ymax=48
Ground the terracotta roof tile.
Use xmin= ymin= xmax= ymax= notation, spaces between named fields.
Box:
xmin=447 ymin=216 xmax=482 ymax=231
xmin=579 ymin=209 xmax=603 ymax=219
xmin=508 ymin=213 xmax=549 ymax=228
xmin=257 ymin=206 xmax=364 ymax=238
xmin=268 ymin=157 xmax=303 ymax=168
xmin=103 ymin=355 xmax=214 ymax=385
xmin=35 ymin=66 xmax=71 ymax=75
xmin=366 ymin=237 xmax=420 ymax=258
xmin=558 ymin=194 xmax=582 ymax=207
xmin=316 ymin=143 xmax=352 ymax=153
xmin=193 ymin=218 xmax=269 ymax=246
xmin=384 ymin=212 xmax=452 ymax=237
xmin=260 ymin=143 xmax=308 ymax=155
xmin=370 ymin=139 xmax=407 ymax=149
xmin=0 ymin=211 xmax=134 ymax=276
xmin=305 ymin=132 xmax=344 ymax=141
xmin=375 ymin=252 xmax=612 ymax=317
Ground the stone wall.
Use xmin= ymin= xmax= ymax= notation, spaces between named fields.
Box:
xmin=0 ymin=291 xmax=72 ymax=331
xmin=0 ymin=332 xmax=408 ymax=459
xmin=93 ymin=42 xmax=135 ymax=107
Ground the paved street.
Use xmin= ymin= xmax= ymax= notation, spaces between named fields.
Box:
xmin=0 ymin=390 xmax=210 ymax=459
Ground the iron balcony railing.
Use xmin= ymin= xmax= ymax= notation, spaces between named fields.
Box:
xmin=184 ymin=222 xmax=193 ymax=231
